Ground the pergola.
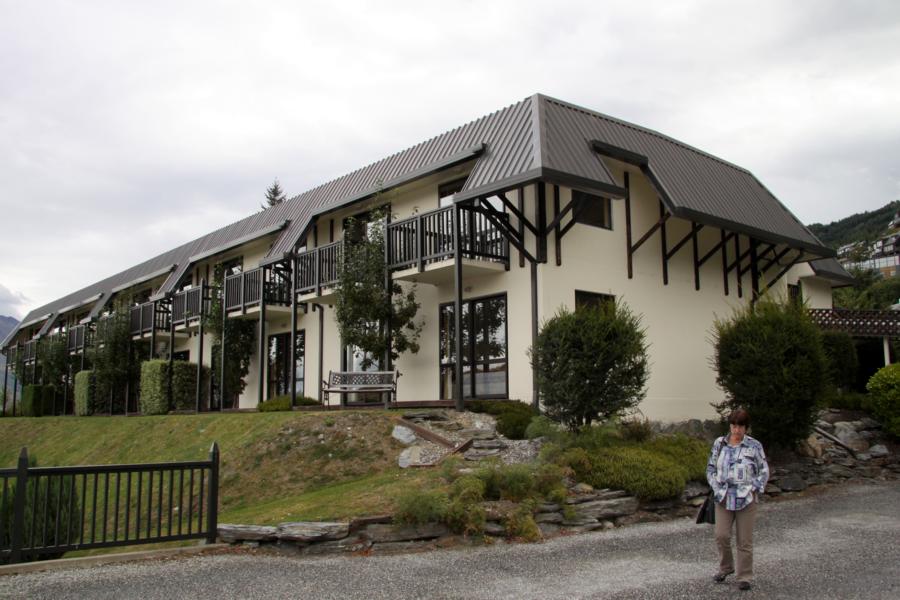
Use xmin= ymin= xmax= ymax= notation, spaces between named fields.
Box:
xmin=808 ymin=308 xmax=900 ymax=365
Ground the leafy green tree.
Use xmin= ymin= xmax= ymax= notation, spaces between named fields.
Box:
xmin=89 ymin=303 xmax=136 ymax=414
xmin=37 ymin=334 xmax=68 ymax=394
xmin=261 ymin=179 xmax=286 ymax=210
xmin=334 ymin=205 xmax=422 ymax=369
xmin=713 ymin=298 xmax=827 ymax=449
xmin=530 ymin=302 xmax=649 ymax=432
xmin=204 ymin=265 xmax=256 ymax=408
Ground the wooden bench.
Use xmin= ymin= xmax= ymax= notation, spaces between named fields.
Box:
xmin=322 ymin=370 xmax=400 ymax=408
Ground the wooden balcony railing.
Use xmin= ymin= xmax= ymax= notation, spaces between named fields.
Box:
xmin=223 ymin=267 xmax=290 ymax=313
xmin=172 ymin=284 xmax=211 ymax=326
xmin=129 ymin=301 xmax=170 ymax=336
xmin=66 ymin=324 xmax=92 ymax=353
xmin=386 ymin=205 xmax=508 ymax=272
xmin=296 ymin=240 xmax=342 ymax=296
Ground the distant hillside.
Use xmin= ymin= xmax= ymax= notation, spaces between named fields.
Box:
xmin=808 ymin=201 xmax=900 ymax=249
xmin=0 ymin=315 xmax=17 ymax=343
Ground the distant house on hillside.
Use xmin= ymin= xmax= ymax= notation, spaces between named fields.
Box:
xmin=841 ymin=209 xmax=900 ymax=278
xmin=2 ymin=94 xmax=853 ymax=421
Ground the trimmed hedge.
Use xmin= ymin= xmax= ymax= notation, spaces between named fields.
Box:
xmin=258 ymin=394 xmax=321 ymax=411
xmin=866 ymin=364 xmax=900 ymax=438
xmin=140 ymin=360 xmax=210 ymax=415
xmin=20 ymin=385 xmax=56 ymax=417
xmin=584 ymin=447 xmax=687 ymax=500
xmin=74 ymin=370 xmax=95 ymax=416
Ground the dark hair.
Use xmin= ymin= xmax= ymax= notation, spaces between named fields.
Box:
xmin=729 ymin=408 xmax=750 ymax=427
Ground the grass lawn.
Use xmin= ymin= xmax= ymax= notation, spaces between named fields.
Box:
xmin=0 ymin=410 xmax=422 ymax=528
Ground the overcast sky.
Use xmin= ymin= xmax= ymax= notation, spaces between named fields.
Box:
xmin=1 ymin=0 xmax=898 ymax=319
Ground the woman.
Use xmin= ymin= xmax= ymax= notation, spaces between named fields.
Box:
xmin=706 ymin=408 xmax=770 ymax=591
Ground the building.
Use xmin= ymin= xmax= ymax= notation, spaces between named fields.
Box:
xmin=1 ymin=94 xmax=854 ymax=421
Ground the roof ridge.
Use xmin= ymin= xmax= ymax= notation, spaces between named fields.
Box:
xmin=536 ymin=94 xmax=753 ymax=176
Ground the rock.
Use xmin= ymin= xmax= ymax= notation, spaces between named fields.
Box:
xmin=460 ymin=429 xmax=496 ymax=440
xmin=472 ymin=439 xmax=508 ymax=450
xmin=682 ymin=481 xmax=709 ymax=501
xmin=833 ymin=424 xmax=870 ymax=453
xmin=856 ymin=453 xmax=872 ymax=462
xmin=859 ymin=430 xmax=877 ymax=441
xmin=301 ymin=536 xmax=372 ymax=555
xmin=614 ymin=511 xmax=666 ymax=527
xmin=764 ymin=483 xmax=781 ymax=495
xmin=398 ymin=446 xmax=422 ymax=468
xmin=242 ymin=541 xmax=260 ymax=548
xmin=640 ymin=498 xmax=678 ymax=511
xmin=798 ymin=434 xmax=825 ymax=459
xmin=392 ymin=425 xmax=418 ymax=445
xmin=689 ymin=496 xmax=708 ymax=506
xmin=482 ymin=501 xmax=517 ymax=521
xmin=435 ymin=421 xmax=462 ymax=431
xmin=483 ymin=521 xmax=505 ymax=536
xmin=217 ymin=524 xmax=277 ymax=543
xmin=535 ymin=511 xmax=564 ymax=524
xmin=778 ymin=475 xmax=808 ymax=492
xmin=561 ymin=514 xmax=599 ymax=527
xmin=869 ymin=444 xmax=890 ymax=458
xmin=859 ymin=417 xmax=882 ymax=430
xmin=563 ymin=522 xmax=604 ymax=534
xmin=463 ymin=448 xmax=500 ymax=460
xmin=825 ymin=464 xmax=855 ymax=479
xmin=573 ymin=496 xmax=640 ymax=520
xmin=572 ymin=483 xmax=594 ymax=494
xmin=602 ymin=520 xmax=615 ymax=530
xmin=538 ymin=522 xmax=561 ymax=537
xmin=402 ymin=411 xmax=449 ymax=421
xmin=565 ymin=489 xmax=628 ymax=504
xmin=276 ymin=522 xmax=349 ymax=543
xmin=857 ymin=466 xmax=882 ymax=479
xmin=537 ymin=503 xmax=561 ymax=513
xmin=815 ymin=419 xmax=835 ymax=432
xmin=363 ymin=523 xmax=448 ymax=543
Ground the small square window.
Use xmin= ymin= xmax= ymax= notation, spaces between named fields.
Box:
xmin=575 ymin=290 xmax=615 ymax=312
xmin=572 ymin=190 xmax=612 ymax=230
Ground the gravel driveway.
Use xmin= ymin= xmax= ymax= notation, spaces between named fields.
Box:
xmin=2 ymin=481 xmax=898 ymax=600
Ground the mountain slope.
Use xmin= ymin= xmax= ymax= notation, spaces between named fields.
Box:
xmin=808 ymin=201 xmax=900 ymax=249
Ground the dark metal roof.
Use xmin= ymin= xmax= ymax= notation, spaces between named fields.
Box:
xmin=6 ymin=93 xmax=836 ymax=348
xmin=809 ymin=258 xmax=855 ymax=286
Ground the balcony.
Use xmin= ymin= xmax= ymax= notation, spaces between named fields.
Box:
xmin=129 ymin=301 xmax=170 ymax=337
xmin=172 ymin=285 xmax=211 ymax=329
xmin=296 ymin=240 xmax=342 ymax=302
xmin=23 ymin=339 xmax=38 ymax=363
xmin=387 ymin=206 xmax=509 ymax=285
xmin=66 ymin=324 xmax=92 ymax=354
xmin=224 ymin=267 xmax=291 ymax=317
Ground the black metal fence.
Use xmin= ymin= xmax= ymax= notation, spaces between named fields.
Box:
xmin=0 ymin=444 xmax=219 ymax=564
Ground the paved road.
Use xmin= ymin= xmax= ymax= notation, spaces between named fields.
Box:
xmin=2 ymin=482 xmax=898 ymax=599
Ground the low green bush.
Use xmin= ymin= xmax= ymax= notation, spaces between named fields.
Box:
xmin=586 ymin=447 xmax=686 ymax=500
xmin=20 ymin=385 xmax=55 ymax=417
xmin=503 ymin=500 xmax=541 ymax=542
xmin=642 ymin=434 xmax=708 ymax=482
xmin=866 ymin=364 xmax=900 ymax=437
xmin=821 ymin=389 xmax=871 ymax=412
xmin=139 ymin=360 xmax=169 ymax=415
xmin=496 ymin=464 xmax=534 ymax=502
xmin=450 ymin=475 xmax=485 ymax=504
xmin=466 ymin=400 xmax=537 ymax=440
xmin=393 ymin=489 xmax=449 ymax=526
xmin=74 ymin=370 xmax=94 ymax=416
xmin=618 ymin=416 xmax=653 ymax=442
xmin=258 ymin=396 xmax=293 ymax=412
xmin=171 ymin=361 xmax=210 ymax=411
xmin=525 ymin=415 xmax=558 ymax=439
xmin=445 ymin=498 xmax=486 ymax=536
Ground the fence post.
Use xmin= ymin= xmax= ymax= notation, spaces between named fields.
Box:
xmin=206 ymin=442 xmax=219 ymax=544
xmin=9 ymin=447 xmax=28 ymax=564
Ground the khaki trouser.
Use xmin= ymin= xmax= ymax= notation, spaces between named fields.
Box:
xmin=715 ymin=498 xmax=758 ymax=583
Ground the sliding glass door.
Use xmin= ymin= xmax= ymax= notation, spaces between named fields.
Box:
xmin=439 ymin=294 xmax=507 ymax=400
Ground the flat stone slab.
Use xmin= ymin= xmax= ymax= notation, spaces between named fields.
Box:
xmin=778 ymin=475 xmax=808 ymax=492
xmin=398 ymin=446 xmax=423 ymax=468
xmin=472 ymin=439 xmax=508 ymax=450
xmin=464 ymin=448 xmax=500 ymax=460
xmin=300 ymin=537 xmax=371 ymax=555
xmin=566 ymin=489 xmax=629 ymax=504
xmin=217 ymin=524 xmax=277 ymax=543
xmin=392 ymin=425 xmax=418 ymax=445
xmin=403 ymin=411 xmax=449 ymax=421
xmin=363 ymin=523 xmax=449 ymax=543
xmin=535 ymin=511 xmax=564 ymax=524
xmin=573 ymin=496 xmax=639 ymax=520
xmin=869 ymin=444 xmax=889 ymax=458
xmin=276 ymin=522 xmax=349 ymax=542
xmin=483 ymin=521 xmax=505 ymax=536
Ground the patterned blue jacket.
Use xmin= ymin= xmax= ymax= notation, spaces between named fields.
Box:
xmin=706 ymin=435 xmax=769 ymax=511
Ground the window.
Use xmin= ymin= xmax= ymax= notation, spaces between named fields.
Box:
xmin=440 ymin=294 xmax=507 ymax=400
xmin=267 ymin=331 xmax=305 ymax=398
xmin=220 ymin=257 xmax=243 ymax=277
xmin=343 ymin=207 xmax=387 ymax=243
xmin=572 ymin=190 xmax=612 ymax=230
xmin=172 ymin=350 xmax=190 ymax=362
xmin=439 ymin=178 xmax=466 ymax=208
xmin=788 ymin=284 xmax=802 ymax=305
xmin=575 ymin=291 xmax=615 ymax=312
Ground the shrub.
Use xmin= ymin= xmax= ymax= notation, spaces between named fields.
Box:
xmin=503 ymin=501 xmax=541 ymax=542
xmin=643 ymin=434 xmax=708 ymax=482
xmin=556 ymin=448 xmax=593 ymax=483
xmin=866 ymin=364 xmax=900 ymax=437
xmin=439 ymin=455 xmax=464 ymax=483
xmin=466 ymin=400 xmax=537 ymax=440
xmin=821 ymin=390 xmax=871 ymax=412
xmin=139 ymin=360 xmax=169 ymax=415
xmin=822 ymin=331 xmax=858 ymax=392
xmin=74 ymin=370 xmax=95 ymax=416
xmin=295 ymin=396 xmax=321 ymax=406
xmin=497 ymin=464 xmax=535 ymax=502
xmin=525 ymin=415 xmax=558 ymax=440
xmin=530 ymin=302 xmax=649 ymax=431
xmin=618 ymin=415 xmax=653 ymax=442
xmin=258 ymin=395 xmax=293 ymax=412
xmin=170 ymin=361 xmax=210 ymax=411
xmin=532 ymin=463 xmax=568 ymax=499
xmin=713 ymin=298 xmax=827 ymax=448
xmin=586 ymin=447 xmax=685 ymax=500
xmin=445 ymin=499 xmax=486 ymax=536
xmin=450 ymin=475 xmax=485 ymax=504
xmin=475 ymin=461 xmax=504 ymax=501
xmin=393 ymin=489 xmax=448 ymax=525
xmin=20 ymin=385 xmax=54 ymax=417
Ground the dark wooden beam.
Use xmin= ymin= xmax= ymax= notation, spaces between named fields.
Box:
xmin=722 ymin=230 xmax=730 ymax=296
xmin=666 ymin=223 xmax=703 ymax=261
xmin=692 ymin=223 xmax=701 ymax=291
xmin=700 ymin=231 xmax=735 ymax=267
xmin=660 ymin=201 xmax=669 ymax=285
xmin=498 ymin=192 xmax=539 ymax=237
xmin=553 ymin=186 xmax=561 ymax=266
xmin=625 ymin=173 xmax=633 ymax=279
xmin=631 ymin=212 xmax=670 ymax=254
xmin=517 ymin=189 xmax=525 ymax=268
xmin=474 ymin=206 xmax=538 ymax=265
